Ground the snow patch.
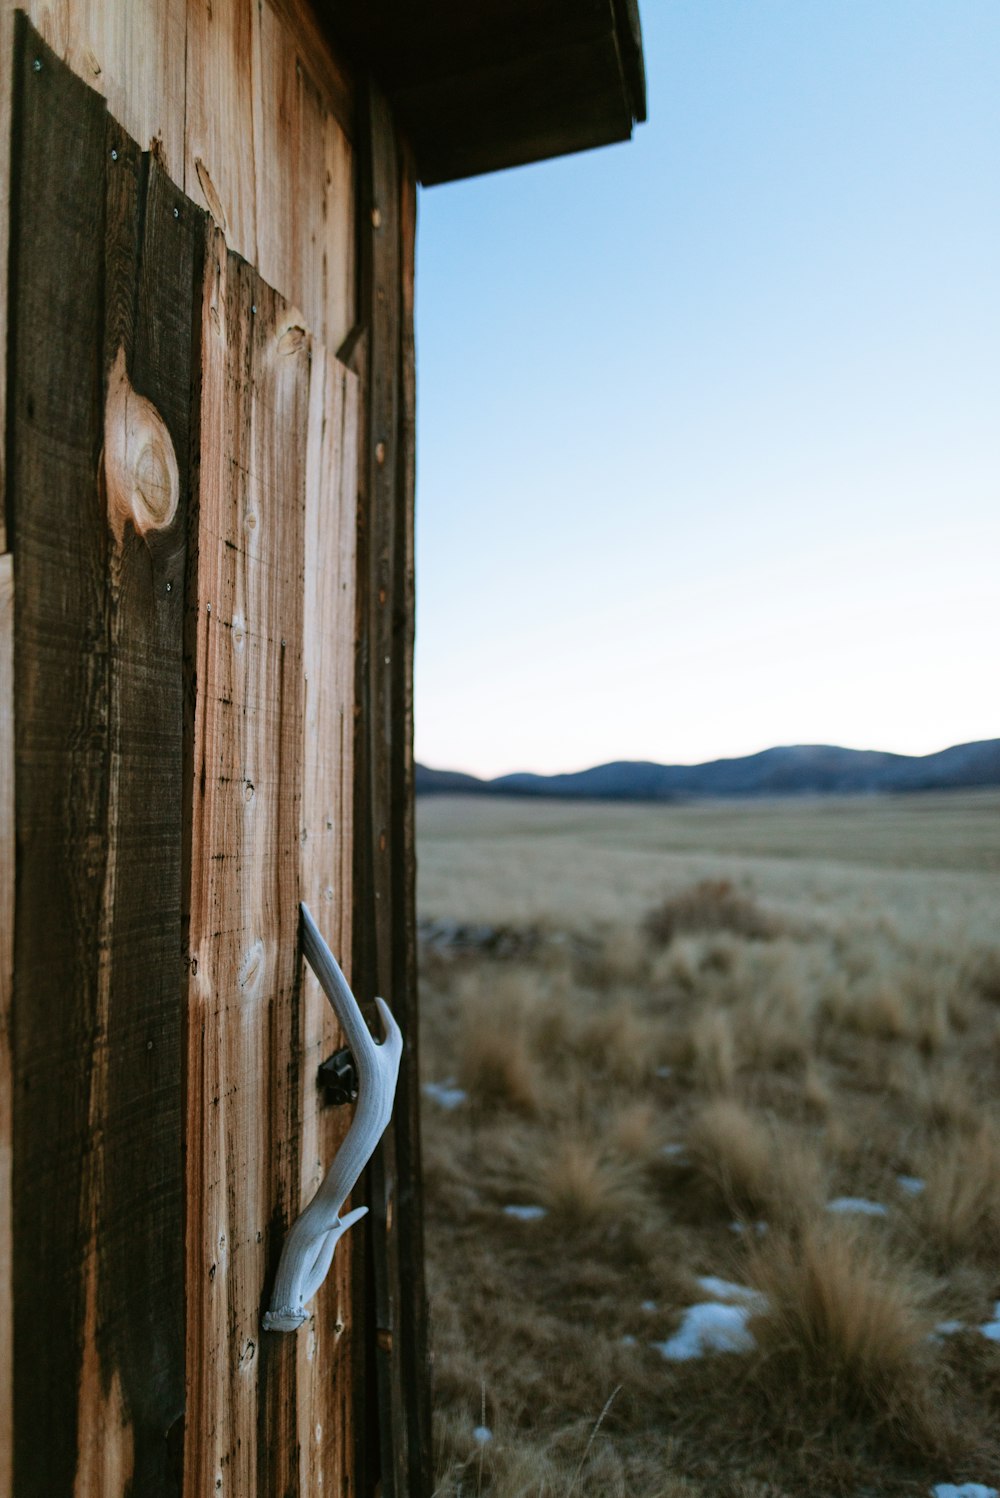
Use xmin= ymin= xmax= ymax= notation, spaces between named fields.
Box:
xmin=930 ymin=1485 xmax=998 ymax=1498
xmin=472 ymin=1426 xmax=493 ymax=1446
xmin=929 ymin=1319 xmax=965 ymax=1342
xmin=422 ymin=1079 xmax=467 ymax=1110
xmin=502 ymin=1204 xmax=547 ymax=1222
xmin=897 ymin=1174 xmax=926 ymax=1196
xmin=653 ymin=1301 xmax=761 ymax=1362
xmin=826 ymin=1196 xmax=888 ymax=1217
xmin=979 ymin=1301 xmax=1000 ymax=1342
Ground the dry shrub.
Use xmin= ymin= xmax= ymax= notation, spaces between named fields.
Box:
xmin=742 ymin=984 xmax=810 ymax=1071
xmin=644 ymin=880 xmax=780 ymax=948
xmin=914 ymin=1062 xmax=982 ymax=1134
xmin=967 ymin=946 xmax=1000 ymax=1003
xmin=918 ymin=1120 xmax=1000 ymax=1260
xmin=821 ymin=973 xmax=909 ymax=1040
xmin=534 ymin=1135 xmax=641 ymax=1230
xmin=458 ymin=1011 xmax=538 ymax=1113
xmin=802 ymin=1063 xmax=832 ymax=1117
xmin=746 ymin=1218 xmax=931 ymax=1410
xmin=611 ymin=1101 xmax=661 ymax=1163
xmin=575 ymin=1000 xmax=657 ymax=1085
xmin=583 ymin=925 xmax=652 ymax=992
xmin=686 ymin=1100 xmax=822 ymax=1223
xmin=687 ymin=1006 xmax=737 ymax=1092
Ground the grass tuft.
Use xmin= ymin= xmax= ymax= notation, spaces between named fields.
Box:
xmin=644 ymin=880 xmax=781 ymax=947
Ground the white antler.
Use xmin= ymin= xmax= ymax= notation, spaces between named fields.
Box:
xmin=262 ymin=902 xmax=403 ymax=1332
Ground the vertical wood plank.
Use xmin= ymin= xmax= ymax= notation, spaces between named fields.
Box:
xmin=352 ymin=78 xmax=431 ymax=1498
xmin=9 ymin=30 xmax=113 ymax=1494
xmin=392 ymin=133 xmax=433 ymax=1498
xmin=297 ymin=347 xmax=360 ymax=1496
xmin=184 ymin=232 xmax=311 ymax=1498
xmin=0 ymin=551 xmax=13 ymax=1498
xmin=8 ymin=21 xmax=197 ymax=1494
xmin=184 ymin=0 xmax=259 ymax=257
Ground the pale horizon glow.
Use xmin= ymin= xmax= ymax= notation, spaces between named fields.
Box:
xmin=414 ymin=1 xmax=1000 ymax=781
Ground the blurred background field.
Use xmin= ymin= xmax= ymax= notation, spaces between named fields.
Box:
xmin=416 ymin=791 xmax=1000 ymax=1496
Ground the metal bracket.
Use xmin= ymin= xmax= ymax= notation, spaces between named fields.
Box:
xmin=318 ymin=1046 xmax=359 ymax=1105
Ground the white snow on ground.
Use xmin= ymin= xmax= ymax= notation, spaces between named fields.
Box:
xmin=472 ymin=1426 xmax=493 ymax=1445
xmin=979 ymin=1302 xmax=1000 ymax=1341
xmin=930 ymin=1484 xmax=998 ymax=1497
xmin=695 ymin=1276 xmax=766 ymax=1306
xmin=422 ymin=1079 xmax=468 ymax=1110
xmin=653 ymin=1302 xmax=761 ymax=1362
xmin=897 ymin=1174 xmax=926 ymax=1195
xmin=826 ymin=1196 xmax=888 ymax=1217
xmin=502 ymin=1204 xmax=547 ymax=1222
xmin=929 ymin=1319 xmax=965 ymax=1342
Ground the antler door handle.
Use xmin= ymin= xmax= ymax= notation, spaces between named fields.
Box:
xmin=263 ymin=902 xmax=403 ymax=1332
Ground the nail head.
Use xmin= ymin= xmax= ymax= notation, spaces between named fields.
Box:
xmin=32 ymin=58 xmax=42 ymax=73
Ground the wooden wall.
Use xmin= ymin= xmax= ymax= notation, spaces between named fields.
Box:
xmin=0 ymin=2 xmax=431 ymax=1492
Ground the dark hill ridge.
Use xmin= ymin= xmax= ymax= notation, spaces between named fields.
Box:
xmin=415 ymin=739 xmax=1000 ymax=801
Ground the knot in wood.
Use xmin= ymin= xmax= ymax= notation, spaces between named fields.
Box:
xmin=103 ymin=346 xmax=178 ymax=545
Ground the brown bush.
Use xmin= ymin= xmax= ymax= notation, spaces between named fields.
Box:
xmin=644 ymin=879 xmax=780 ymax=947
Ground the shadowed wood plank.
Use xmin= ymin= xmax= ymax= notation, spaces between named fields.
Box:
xmin=9 ymin=22 xmax=196 ymax=1493
xmin=184 ymin=230 xmax=312 ymax=1496
xmin=351 ymin=77 xmax=431 ymax=1498
xmin=9 ymin=29 xmax=114 ymax=1493
xmin=0 ymin=551 xmax=12 ymax=1498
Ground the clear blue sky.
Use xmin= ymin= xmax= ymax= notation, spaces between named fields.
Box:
xmin=413 ymin=1 xmax=1000 ymax=779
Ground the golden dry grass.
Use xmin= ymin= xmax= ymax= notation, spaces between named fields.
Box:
xmin=418 ymin=791 xmax=1000 ymax=1496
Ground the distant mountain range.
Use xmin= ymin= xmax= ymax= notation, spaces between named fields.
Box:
xmin=415 ymin=739 xmax=1000 ymax=802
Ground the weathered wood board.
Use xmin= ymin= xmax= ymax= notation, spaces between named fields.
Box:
xmin=8 ymin=21 xmax=199 ymax=1493
xmin=0 ymin=41 xmax=431 ymax=1495
xmin=184 ymin=234 xmax=360 ymax=1493
xmin=350 ymin=80 xmax=432 ymax=1498
xmin=0 ymin=0 xmax=357 ymax=541
xmin=7 ymin=21 xmax=364 ymax=1495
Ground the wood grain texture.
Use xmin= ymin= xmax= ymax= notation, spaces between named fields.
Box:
xmin=185 ymin=233 xmax=361 ymax=1497
xmin=0 ymin=0 xmax=356 ymax=534
xmin=351 ymin=78 xmax=431 ymax=1498
xmin=297 ymin=349 xmax=360 ymax=1495
xmin=185 ymin=0 xmax=355 ymax=350
xmin=8 ymin=22 xmax=198 ymax=1493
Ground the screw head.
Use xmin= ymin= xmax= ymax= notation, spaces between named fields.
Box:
xmin=32 ymin=58 xmax=42 ymax=72
xmin=110 ymin=148 xmax=118 ymax=161
xmin=173 ymin=207 xmax=180 ymax=219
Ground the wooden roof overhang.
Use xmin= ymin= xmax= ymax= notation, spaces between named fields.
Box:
xmin=318 ymin=0 xmax=646 ymax=185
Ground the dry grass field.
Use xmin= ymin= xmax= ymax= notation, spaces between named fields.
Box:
xmin=416 ymin=791 xmax=1000 ymax=1497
